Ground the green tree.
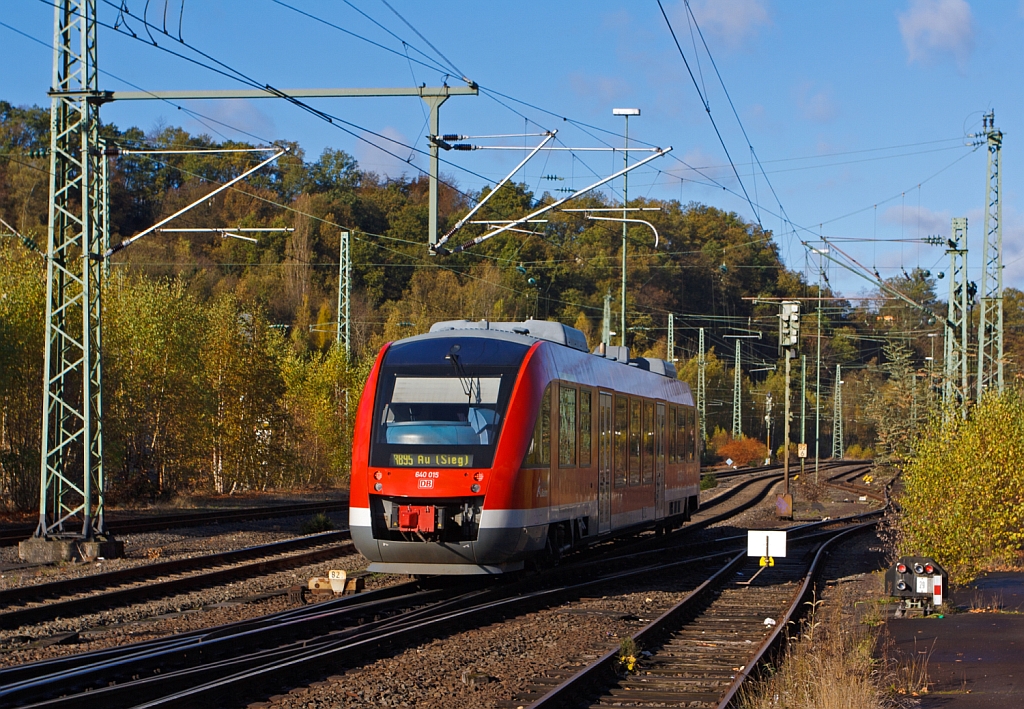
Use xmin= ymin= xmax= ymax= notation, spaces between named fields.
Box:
xmin=0 ymin=243 xmax=45 ymax=509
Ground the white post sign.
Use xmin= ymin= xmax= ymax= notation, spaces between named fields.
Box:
xmin=748 ymin=530 xmax=787 ymax=567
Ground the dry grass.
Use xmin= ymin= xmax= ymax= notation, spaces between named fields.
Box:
xmin=739 ymin=583 xmax=915 ymax=709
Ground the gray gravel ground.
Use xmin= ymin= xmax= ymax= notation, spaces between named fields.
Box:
xmin=0 ymin=510 xmax=349 ymax=591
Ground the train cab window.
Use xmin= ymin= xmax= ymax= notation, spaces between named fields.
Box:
xmin=579 ymin=388 xmax=592 ymax=468
xmin=525 ymin=384 xmax=552 ymax=467
xmin=371 ymin=335 xmax=528 ymax=469
xmin=614 ymin=396 xmax=628 ymax=487
xmin=629 ymin=398 xmax=642 ymax=485
xmin=642 ymin=401 xmax=655 ymax=484
xmin=558 ymin=386 xmax=577 ymax=468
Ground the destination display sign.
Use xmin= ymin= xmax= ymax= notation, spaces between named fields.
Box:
xmin=390 ymin=453 xmax=474 ymax=468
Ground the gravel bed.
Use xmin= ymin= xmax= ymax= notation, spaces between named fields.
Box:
xmin=244 ymin=472 xmax=877 ymax=709
xmin=247 ymin=569 xmax=712 ymax=709
xmin=0 ymin=550 xmax=404 ymax=667
xmin=0 ymin=510 xmax=349 ymax=591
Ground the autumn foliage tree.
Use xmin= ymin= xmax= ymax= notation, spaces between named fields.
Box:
xmin=898 ymin=389 xmax=1024 ymax=584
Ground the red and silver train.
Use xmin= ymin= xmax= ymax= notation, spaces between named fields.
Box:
xmin=349 ymin=319 xmax=701 ymax=574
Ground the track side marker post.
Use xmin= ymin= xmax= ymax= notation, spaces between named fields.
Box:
xmin=740 ymin=530 xmax=787 ymax=585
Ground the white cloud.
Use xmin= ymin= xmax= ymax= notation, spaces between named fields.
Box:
xmin=898 ymin=0 xmax=975 ymax=69
xmin=685 ymin=0 xmax=771 ymax=49
xmin=182 ymin=99 xmax=277 ymax=142
xmin=567 ymin=72 xmax=634 ymax=105
xmin=881 ymin=204 xmax=951 ymax=237
xmin=353 ymin=126 xmax=417 ymax=179
xmin=794 ymin=81 xmax=838 ymax=123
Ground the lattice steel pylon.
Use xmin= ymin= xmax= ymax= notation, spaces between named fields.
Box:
xmin=731 ymin=340 xmax=742 ymax=438
xmin=35 ymin=0 xmax=106 ymax=540
xmin=944 ymin=218 xmax=970 ymax=419
xmin=977 ymin=111 xmax=1003 ymax=399
xmin=697 ymin=327 xmax=707 ymax=444
xmin=336 ymin=231 xmax=351 ymax=360
xmin=831 ymin=364 xmax=843 ymax=459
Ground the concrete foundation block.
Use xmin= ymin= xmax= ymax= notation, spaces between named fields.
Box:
xmin=18 ymin=535 xmax=123 ymax=564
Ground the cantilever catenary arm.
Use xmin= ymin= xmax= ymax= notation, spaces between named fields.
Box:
xmin=103 ymin=149 xmax=288 ymax=258
xmin=805 ymin=238 xmax=943 ymax=325
xmin=435 ymin=131 xmax=556 ymax=249
xmin=586 ymin=216 xmax=660 ymax=248
xmin=437 ymin=146 xmax=672 ymax=255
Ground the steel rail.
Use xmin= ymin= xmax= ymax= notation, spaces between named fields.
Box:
xmin=0 ymin=499 xmax=350 ymax=546
xmin=0 ymin=531 xmax=353 ymax=630
xmin=0 ymin=493 xmax=880 ymax=709
xmin=527 ymin=520 xmax=878 ymax=708
xmin=1 ymin=509 xmax=879 ymax=708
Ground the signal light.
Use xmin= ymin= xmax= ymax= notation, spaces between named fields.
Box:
xmin=374 ymin=482 xmax=383 ymax=492
xmin=924 ymin=563 xmax=934 ymax=574
xmin=914 ymin=563 xmax=925 ymax=575
xmin=473 ymin=472 xmax=484 ymax=482
xmin=896 ymin=580 xmax=907 ymax=591
xmin=897 ymin=563 xmax=907 ymax=573
xmin=373 ymin=471 xmax=383 ymax=480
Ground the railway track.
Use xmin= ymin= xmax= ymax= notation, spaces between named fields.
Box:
xmin=0 ymin=531 xmax=353 ymax=630
xmin=1 ymin=469 xmax=785 ymax=642
xmin=520 ymin=521 xmax=876 ymax=708
xmin=0 ymin=499 xmax=349 ymax=547
xmin=0 ymin=486 xmax=880 ymax=709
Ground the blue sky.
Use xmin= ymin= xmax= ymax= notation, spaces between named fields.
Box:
xmin=3 ymin=0 xmax=1023 ymax=296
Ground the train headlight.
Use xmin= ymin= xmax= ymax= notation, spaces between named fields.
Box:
xmin=896 ymin=563 xmax=907 ymax=573
xmin=473 ymin=472 xmax=484 ymax=482
xmin=470 ymin=484 xmax=480 ymax=493
xmin=373 ymin=471 xmax=383 ymax=480
xmin=374 ymin=482 xmax=383 ymax=492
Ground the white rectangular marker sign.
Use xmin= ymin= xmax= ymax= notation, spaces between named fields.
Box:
xmin=747 ymin=530 xmax=787 ymax=558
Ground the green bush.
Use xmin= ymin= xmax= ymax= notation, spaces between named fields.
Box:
xmin=700 ymin=473 xmax=718 ymax=491
xmin=898 ymin=390 xmax=1024 ymax=585
xmin=300 ymin=512 xmax=335 ymax=535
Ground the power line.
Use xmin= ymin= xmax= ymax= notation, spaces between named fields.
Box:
xmin=655 ymin=0 xmax=761 ymax=228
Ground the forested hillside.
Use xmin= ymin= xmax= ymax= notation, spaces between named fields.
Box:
xmin=2 ymin=100 xmax=1020 ymax=507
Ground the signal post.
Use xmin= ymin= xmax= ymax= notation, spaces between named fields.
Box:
xmin=777 ymin=301 xmax=800 ymax=519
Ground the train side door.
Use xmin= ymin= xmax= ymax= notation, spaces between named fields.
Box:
xmin=598 ymin=392 xmax=613 ymax=533
xmin=655 ymin=403 xmax=666 ymax=520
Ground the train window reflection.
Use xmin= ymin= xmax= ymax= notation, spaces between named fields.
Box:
xmin=381 ymin=376 xmax=503 ymax=446
xmin=614 ymin=396 xmax=628 ymax=487
xmin=559 ymin=387 xmax=577 ymax=467
xmin=524 ymin=385 xmax=552 ymax=467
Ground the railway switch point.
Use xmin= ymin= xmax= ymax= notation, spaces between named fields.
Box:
xmin=19 ymin=534 xmax=123 ymax=564
xmin=886 ymin=556 xmax=947 ymax=616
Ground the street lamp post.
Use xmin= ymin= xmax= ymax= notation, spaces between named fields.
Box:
xmin=613 ymin=108 xmax=639 ymax=348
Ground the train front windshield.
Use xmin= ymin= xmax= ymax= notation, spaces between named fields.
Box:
xmin=370 ymin=336 xmax=529 ymax=469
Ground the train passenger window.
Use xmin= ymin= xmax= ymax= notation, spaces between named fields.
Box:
xmin=524 ymin=385 xmax=552 ymax=467
xmin=579 ymin=388 xmax=592 ymax=467
xmin=642 ymin=401 xmax=655 ymax=484
xmin=629 ymin=399 xmax=642 ymax=485
xmin=689 ymin=408 xmax=697 ymax=461
xmin=675 ymin=408 xmax=685 ymax=463
xmin=656 ymin=403 xmax=665 ymax=468
xmin=685 ymin=409 xmax=694 ymax=461
xmin=667 ymin=407 xmax=676 ymax=463
xmin=559 ymin=386 xmax=577 ymax=467
xmin=614 ymin=396 xmax=628 ymax=487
